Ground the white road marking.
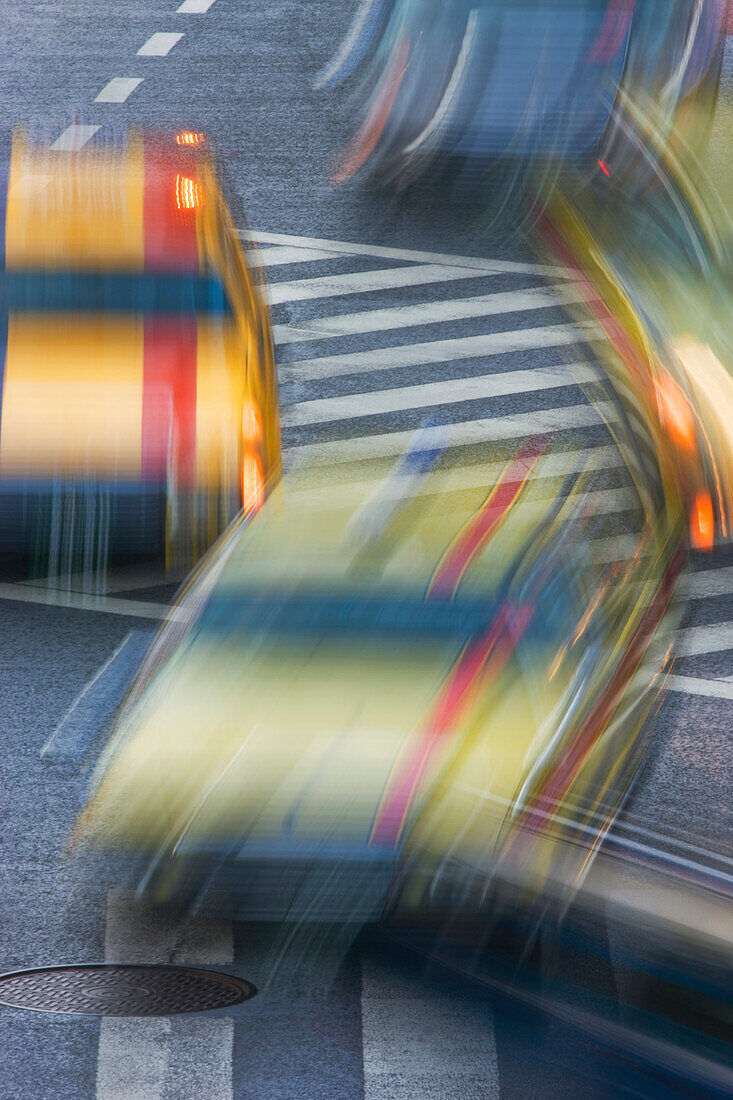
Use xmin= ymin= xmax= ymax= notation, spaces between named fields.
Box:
xmin=282 ymin=362 xmax=595 ymax=427
xmin=678 ymin=565 xmax=733 ymax=599
xmin=50 ymin=124 xmax=100 ymax=151
xmin=177 ymin=0 xmax=217 ymax=11
xmin=0 ymin=581 xmax=176 ymax=621
xmin=251 ymin=246 xmax=347 ymax=268
xmin=273 ymin=286 xmax=581 ymax=345
xmin=667 ymin=674 xmax=733 ymax=699
xmin=268 ymin=263 xmax=510 ymax=305
xmin=289 ymin=402 xmax=610 ymax=462
xmin=361 ymin=952 xmax=500 ymax=1099
xmin=675 ymin=621 xmax=733 ymax=657
xmin=96 ymin=890 xmax=233 ymax=1100
xmin=95 ymin=77 xmax=143 ymax=103
xmin=282 ymin=324 xmax=595 ymax=382
xmin=137 ymin=32 xmax=184 ymax=57
xmin=40 ymin=632 xmax=136 ymax=758
xmin=240 ymin=229 xmax=567 ymax=278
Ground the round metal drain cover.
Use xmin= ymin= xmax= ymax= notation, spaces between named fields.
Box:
xmin=0 ymin=965 xmax=256 ymax=1017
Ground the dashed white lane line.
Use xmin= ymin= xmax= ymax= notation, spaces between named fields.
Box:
xmin=50 ymin=124 xmax=101 ymax=151
xmin=283 ymin=325 xmax=594 ymax=382
xmin=361 ymin=952 xmax=500 ymax=1100
xmin=240 ymin=229 xmax=568 ymax=278
xmin=268 ymin=264 xmax=513 ymax=305
xmin=96 ymin=890 xmax=233 ymax=1100
xmin=281 ymin=362 xmax=595 ymax=427
xmin=137 ymin=32 xmax=184 ymax=57
xmin=177 ymin=0 xmax=217 ymax=11
xmin=95 ymin=77 xmax=143 ymax=103
xmin=273 ymin=286 xmax=581 ymax=345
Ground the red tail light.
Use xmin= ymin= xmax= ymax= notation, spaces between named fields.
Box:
xmin=690 ymin=491 xmax=714 ymax=551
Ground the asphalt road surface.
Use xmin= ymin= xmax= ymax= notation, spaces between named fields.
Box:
xmin=1 ymin=3 xmax=732 ymax=1098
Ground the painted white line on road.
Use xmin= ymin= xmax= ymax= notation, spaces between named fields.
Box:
xmin=289 ymin=401 xmax=609 ymax=462
xmin=0 ymin=581 xmax=175 ymax=621
xmin=268 ymin=263 xmax=509 ymax=305
xmin=50 ymin=124 xmax=100 ymax=151
xmin=678 ymin=565 xmax=733 ymax=599
xmin=282 ymin=362 xmax=595 ymax=427
xmin=177 ymin=0 xmax=217 ymax=10
xmin=676 ymin=621 xmax=733 ymax=657
xmin=361 ymin=952 xmax=500 ymax=1099
xmin=95 ymin=78 xmax=143 ymax=103
xmin=29 ymin=562 xmax=181 ymax=597
xmin=273 ymin=286 xmax=581 ymax=345
xmin=240 ymin=229 xmax=567 ymax=278
xmin=137 ymin=32 xmax=184 ymax=56
xmin=282 ymin=324 xmax=595 ymax=382
xmin=97 ymin=890 xmax=233 ymax=1100
xmin=667 ymin=674 xmax=733 ymax=699
xmin=40 ymin=632 xmax=135 ymax=758
xmin=252 ymin=246 xmax=347 ymax=268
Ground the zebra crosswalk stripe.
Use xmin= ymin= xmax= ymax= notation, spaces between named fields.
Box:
xmin=273 ymin=285 xmax=582 ymax=344
xmin=268 ymin=262 xmax=509 ymax=305
xmin=281 ymin=362 xmax=596 ymax=427
xmin=287 ymin=403 xmax=612 ymax=463
xmin=96 ymin=891 xmax=234 ymax=1100
xmin=281 ymin=325 xmax=596 ymax=381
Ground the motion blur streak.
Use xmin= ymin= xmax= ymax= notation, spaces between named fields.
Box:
xmin=323 ymin=0 xmax=724 ymax=194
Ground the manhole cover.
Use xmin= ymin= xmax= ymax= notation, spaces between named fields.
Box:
xmin=0 ymin=965 xmax=256 ymax=1016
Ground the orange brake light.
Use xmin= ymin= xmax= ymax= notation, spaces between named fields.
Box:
xmin=690 ymin=491 xmax=714 ymax=551
xmin=176 ymin=132 xmax=205 ymax=146
xmin=654 ymin=373 xmax=696 ymax=452
xmin=175 ymin=174 xmax=205 ymax=209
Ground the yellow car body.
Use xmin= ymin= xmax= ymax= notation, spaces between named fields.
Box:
xmin=0 ymin=129 xmax=280 ymax=569
xmin=538 ymin=95 xmax=733 ymax=552
xmin=76 ymin=429 xmax=681 ymax=922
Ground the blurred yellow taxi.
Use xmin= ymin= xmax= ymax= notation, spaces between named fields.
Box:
xmin=0 ymin=128 xmax=280 ymax=573
xmin=75 ymin=424 xmax=682 ymax=924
